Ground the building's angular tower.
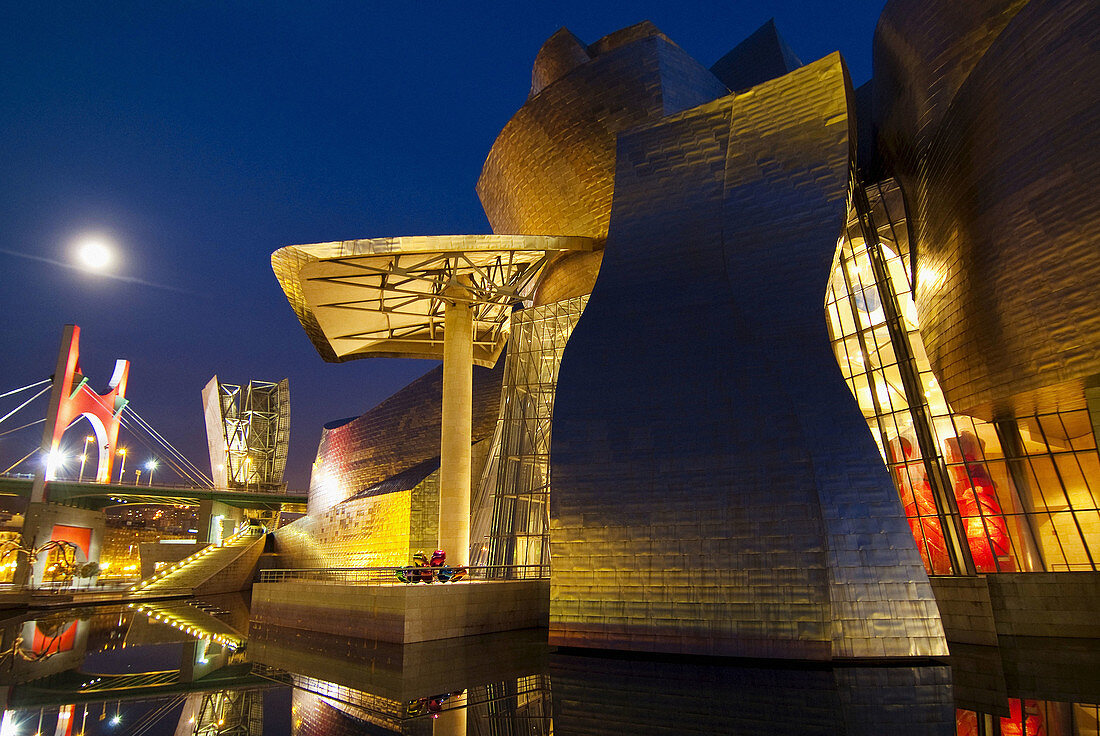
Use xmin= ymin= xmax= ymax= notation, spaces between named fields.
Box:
xmin=202 ymin=376 xmax=290 ymax=492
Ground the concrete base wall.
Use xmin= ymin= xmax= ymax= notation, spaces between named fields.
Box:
xmin=251 ymin=579 xmax=549 ymax=643
xmin=193 ymin=534 xmax=266 ymax=596
xmin=17 ymin=503 xmax=105 ymax=588
xmin=931 ymin=572 xmax=1100 ymax=644
xmin=139 ymin=541 xmax=200 ymax=579
xmin=928 ymin=576 xmax=999 ymax=646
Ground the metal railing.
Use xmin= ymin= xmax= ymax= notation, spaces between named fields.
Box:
xmin=258 ymin=564 xmax=548 ymax=585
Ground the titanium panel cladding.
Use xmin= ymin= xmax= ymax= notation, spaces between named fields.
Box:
xmin=550 ymin=54 xmax=945 ymax=659
xmin=477 ymin=23 xmax=728 ymax=239
xmin=308 ymin=362 xmax=503 ymax=515
xmin=876 ymin=0 xmax=1100 ymax=419
xmin=913 ymin=0 xmax=1100 ymax=419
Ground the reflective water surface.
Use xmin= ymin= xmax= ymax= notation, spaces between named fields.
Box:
xmin=1 ymin=595 xmax=1097 ymax=735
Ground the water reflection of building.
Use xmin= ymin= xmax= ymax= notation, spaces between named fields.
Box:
xmin=1 ymin=599 xmax=1099 ymax=734
xmin=269 ymin=0 xmax=1099 ymax=662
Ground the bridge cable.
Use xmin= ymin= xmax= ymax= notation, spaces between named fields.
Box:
xmin=74 ymin=385 xmax=205 ymax=485
xmin=0 ymin=418 xmax=45 ymax=438
xmin=1 ymin=415 xmax=92 ymax=474
xmin=76 ymin=384 xmax=208 ymax=483
xmin=77 ymin=385 xmax=214 ymax=487
xmin=2 ymin=447 xmax=41 ymax=475
xmin=0 ymin=385 xmax=51 ymax=427
xmin=126 ymin=694 xmax=188 ymax=736
xmin=114 ymin=411 xmax=212 ymax=488
xmin=121 ymin=407 xmax=213 ymax=486
xmin=0 ymin=378 xmax=50 ymax=399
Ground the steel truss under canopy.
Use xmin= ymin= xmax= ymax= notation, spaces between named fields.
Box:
xmin=272 ymin=235 xmax=597 ymax=366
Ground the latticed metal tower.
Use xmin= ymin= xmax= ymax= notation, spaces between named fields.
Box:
xmin=202 ymin=376 xmax=289 ymax=492
xmin=183 ymin=689 xmax=263 ymax=736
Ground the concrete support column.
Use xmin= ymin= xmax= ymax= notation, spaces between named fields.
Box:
xmin=440 ymin=282 xmax=474 ymax=567
xmin=432 ymin=691 xmax=467 ymax=736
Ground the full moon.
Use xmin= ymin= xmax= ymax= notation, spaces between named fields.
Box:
xmin=76 ymin=237 xmax=114 ymax=271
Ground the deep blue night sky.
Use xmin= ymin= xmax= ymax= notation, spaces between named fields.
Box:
xmin=0 ymin=2 xmax=887 ymax=489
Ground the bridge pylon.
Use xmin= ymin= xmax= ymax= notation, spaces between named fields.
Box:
xmin=31 ymin=324 xmax=129 ymax=503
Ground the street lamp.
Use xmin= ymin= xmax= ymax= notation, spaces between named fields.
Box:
xmin=116 ymin=448 xmax=127 ymax=484
xmin=145 ymin=459 xmax=158 ymax=486
xmin=44 ymin=449 xmax=67 ymax=480
xmin=79 ymin=435 xmax=94 ymax=481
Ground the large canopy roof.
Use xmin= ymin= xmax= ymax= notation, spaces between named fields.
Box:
xmin=272 ymin=234 xmax=596 ymax=366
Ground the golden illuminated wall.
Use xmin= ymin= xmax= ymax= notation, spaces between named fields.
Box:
xmin=307 ymin=362 xmax=502 ymax=516
xmin=477 ymin=21 xmax=728 ymax=239
xmin=275 ymin=484 xmax=424 ymax=569
xmin=279 ymin=440 xmax=496 ymax=568
xmin=874 ymin=0 xmax=1100 ymax=419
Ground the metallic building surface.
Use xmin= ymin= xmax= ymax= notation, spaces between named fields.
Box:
xmin=550 ymin=54 xmax=945 ymax=659
xmin=709 ymin=18 xmax=803 ymax=93
xmin=529 ymin=27 xmax=590 ymax=98
xmin=874 ymin=0 xmax=1100 ymax=419
xmin=530 ymin=250 xmax=603 ymax=307
xmin=475 ymin=296 xmax=589 ymax=572
xmin=276 ymin=440 xmax=493 ymax=569
xmin=873 ymin=0 xmax=1027 ymax=173
xmin=305 ymin=362 xmax=503 ymax=516
xmin=477 ymin=24 xmax=729 ymax=239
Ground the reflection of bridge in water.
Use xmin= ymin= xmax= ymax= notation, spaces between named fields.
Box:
xmin=1 ymin=597 xmax=270 ymax=734
xmin=7 ymin=661 xmax=273 ymax=708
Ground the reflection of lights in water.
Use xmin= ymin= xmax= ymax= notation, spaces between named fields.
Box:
xmin=0 ymin=710 xmax=23 ymax=736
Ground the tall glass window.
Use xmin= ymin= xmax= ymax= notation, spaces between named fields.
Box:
xmin=473 ymin=295 xmax=588 ymax=576
xmin=827 ymin=179 xmax=1100 ymax=574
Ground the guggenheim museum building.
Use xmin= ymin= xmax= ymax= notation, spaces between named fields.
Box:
xmin=268 ymin=0 xmax=1099 ymax=661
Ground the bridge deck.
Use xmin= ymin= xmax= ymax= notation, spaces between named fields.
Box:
xmin=0 ymin=475 xmax=307 ymax=510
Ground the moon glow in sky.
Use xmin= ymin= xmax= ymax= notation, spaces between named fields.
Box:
xmin=75 ymin=237 xmax=114 ymax=272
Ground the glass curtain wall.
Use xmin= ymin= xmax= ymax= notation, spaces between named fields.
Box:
xmin=827 ymin=179 xmax=1100 ymax=574
xmin=475 ymin=295 xmax=589 ymax=577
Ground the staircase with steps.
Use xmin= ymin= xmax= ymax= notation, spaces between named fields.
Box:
xmin=130 ymin=525 xmax=266 ymax=598
xmin=129 ymin=599 xmax=247 ymax=649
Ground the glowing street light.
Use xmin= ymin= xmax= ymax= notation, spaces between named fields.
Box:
xmin=79 ymin=435 xmax=94 ymax=482
xmin=44 ymin=449 xmax=67 ymax=480
xmin=145 ymin=458 xmax=158 ymax=486
xmin=116 ymin=448 xmax=127 ymax=484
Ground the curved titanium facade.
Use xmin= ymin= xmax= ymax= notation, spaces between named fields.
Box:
xmin=873 ymin=0 xmax=1027 ymax=180
xmin=874 ymin=0 xmax=1100 ymax=419
xmin=306 ymin=362 xmax=503 ymax=516
xmin=477 ymin=23 xmax=728 ymax=239
xmin=550 ymin=55 xmax=944 ymax=659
